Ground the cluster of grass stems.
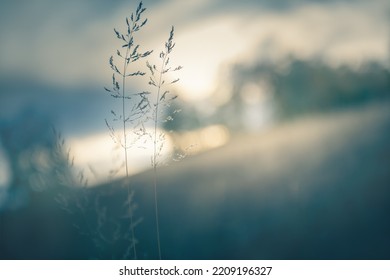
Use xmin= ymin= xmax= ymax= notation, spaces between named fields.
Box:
xmin=104 ymin=1 xmax=181 ymax=259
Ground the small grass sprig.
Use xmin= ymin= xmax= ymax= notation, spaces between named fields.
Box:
xmin=146 ymin=26 xmax=182 ymax=259
xmin=104 ymin=1 xmax=152 ymax=259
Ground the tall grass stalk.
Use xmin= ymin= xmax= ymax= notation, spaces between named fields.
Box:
xmin=104 ymin=1 xmax=152 ymax=259
xmin=147 ymin=27 xmax=182 ymax=259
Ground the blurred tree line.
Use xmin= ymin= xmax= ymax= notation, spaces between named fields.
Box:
xmin=166 ymin=58 xmax=390 ymax=132
xmin=246 ymin=59 xmax=389 ymax=119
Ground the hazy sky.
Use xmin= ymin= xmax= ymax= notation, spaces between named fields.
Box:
xmin=0 ymin=0 xmax=389 ymax=101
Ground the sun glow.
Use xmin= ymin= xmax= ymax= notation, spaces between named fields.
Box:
xmin=172 ymin=125 xmax=230 ymax=155
xmin=68 ymin=129 xmax=173 ymax=186
xmin=172 ymin=16 xmax=254 ymax=102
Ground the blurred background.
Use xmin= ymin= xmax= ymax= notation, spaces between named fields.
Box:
xmin=0 ymin=0 xmax=389 ymax=259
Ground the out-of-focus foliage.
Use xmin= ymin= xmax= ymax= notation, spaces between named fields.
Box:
xmin=164 ymin=59 xmax=390 ymax=133
xmin=0 ymin=110 xmax=71 ymax=210
xmin=224 ymin=59 xmax=390 ymax=126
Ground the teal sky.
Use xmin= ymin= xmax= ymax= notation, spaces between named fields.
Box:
xmin=0 ymin=0 xmax=388 ymax=101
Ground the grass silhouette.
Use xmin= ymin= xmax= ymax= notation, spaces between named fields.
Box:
xmin=104 ymin=1 xmax=152 ymax=259
xmin=104 ymin=1 xmax=181 ymax=259
xmin=146 ymin=26 xmax=182 ymax=259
